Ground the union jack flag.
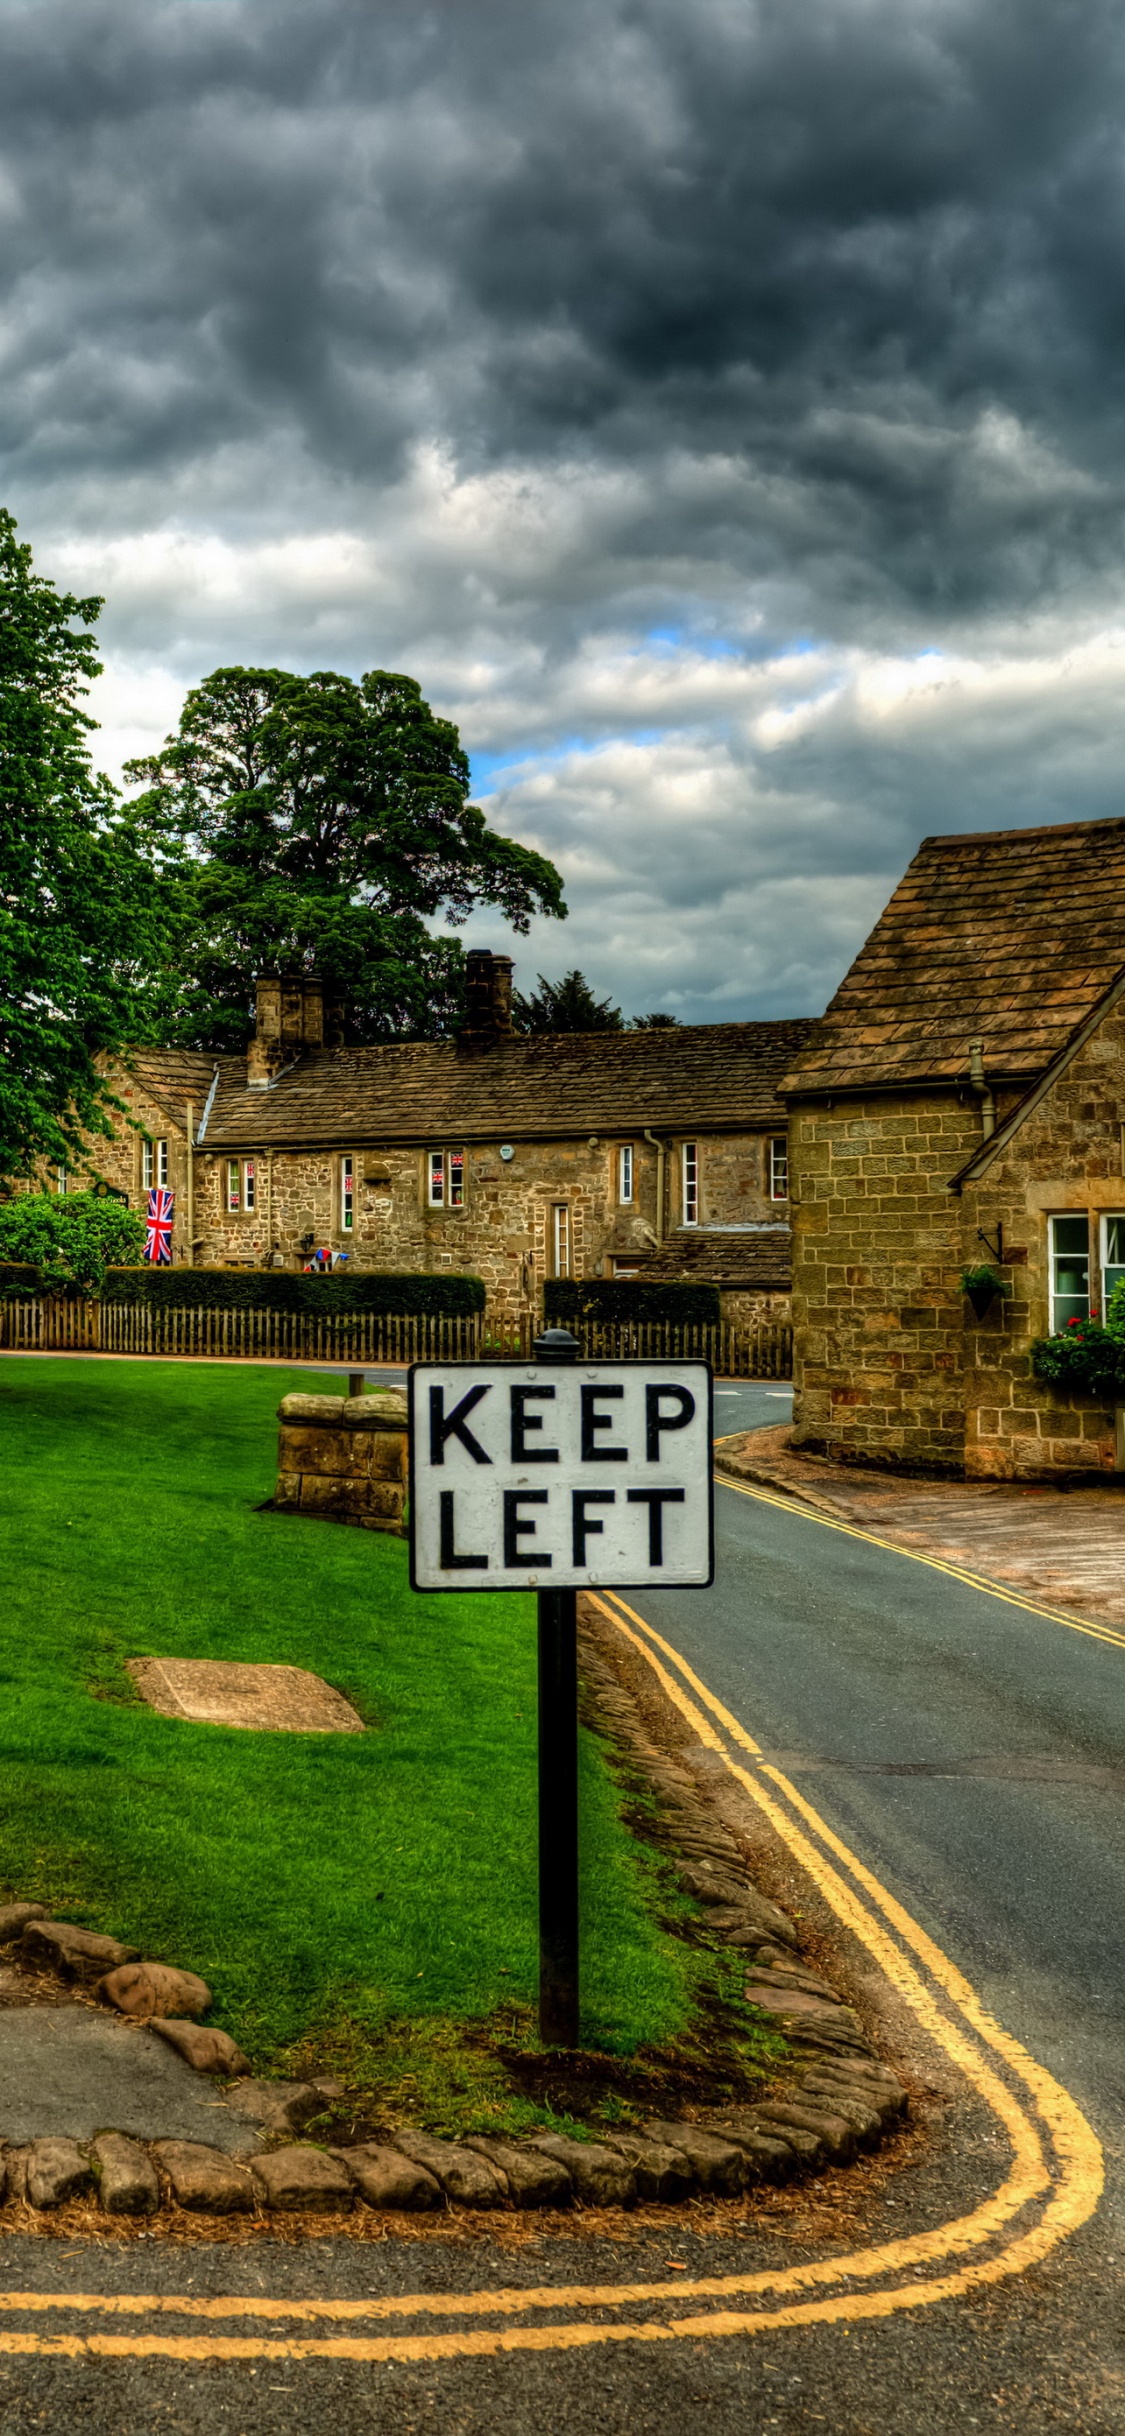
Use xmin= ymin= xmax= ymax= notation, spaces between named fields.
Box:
xmin=145 ymin=1186 xmax=174 ymax=1265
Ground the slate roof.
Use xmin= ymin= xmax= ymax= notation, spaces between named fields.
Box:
xmin=642 ymin=1224 xmax=793 ymax=1291
xmin=131 ymin=1021 xmax=818 ymax=1147
xmin=782 ymin=816 xmax=1125 ymax=1097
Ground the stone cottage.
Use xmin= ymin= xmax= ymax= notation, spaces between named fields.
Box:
xmin=782 ymin=814 xmax=1125 ymax=1479
xmin=86 ymin=953 xmax=814 ymax=1322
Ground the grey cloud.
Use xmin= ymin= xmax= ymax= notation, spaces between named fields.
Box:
xmin=5 ymin=0 xmax=1125 ymax=1026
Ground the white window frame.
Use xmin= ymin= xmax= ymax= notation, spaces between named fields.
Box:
xmin=1048 ymin=1214 xmax=1090 ymax=1332
xmin=769 ymin=1136 xmax=788 ymax=1201
xmin=340 ymin=1155 xmax=354 ymax=1234
xmin=618 ymin=1143 xmax=634 ymax=1204
xmin=681 ymin=1141 xmax=699 ymax=1226
xmin=1100 ymin=1213 xmax=1125 ymax=1323
xmin=243 ymin=1157 xmax=256 ymax=1216
xmin=552 ymin=1202 xmax=571 ymax=1278
xmin=427 ymin=1149 xmax=465 ymax=1209
xmin=142 ymin=1138 xmax=168 ymax=1191
xmin=56 ymin=1166 xmax=67 ymax=1196
xmin=226 ymin=1159 xmax=242 ymax=1215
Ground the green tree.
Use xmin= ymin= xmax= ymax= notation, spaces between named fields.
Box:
xmin=0 ymin=511 xmax=171 ymax=1187
xmin=512 ymin=970 xmax=624 ymax=1034
xmin=630 ymin=1011 xmax=682 ymax=1029
xmin=125 ymin=666 xmax=566 ymax=1048
xmin=0 ymin=1193 xmax=145 ymax=1294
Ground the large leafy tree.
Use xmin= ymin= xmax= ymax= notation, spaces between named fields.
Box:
xmin=0 ymin=511 xmax=171 ymax=1187
xmin=125 ymin=666 xmax=566 ymax=1048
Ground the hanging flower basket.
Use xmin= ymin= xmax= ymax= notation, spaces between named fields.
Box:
xmin=959 ymin=1264 xmax=1010 ymax=1322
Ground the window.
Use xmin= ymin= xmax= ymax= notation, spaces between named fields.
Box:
xmin=1101 ymin=1215 xmax=1125 ymax=1321
xmin=427 ymin=1150 xmax=465 ymax=1208
xmin=681 ymin=1142 xmax=699 ymax=1226
xmin=226 ymin=1160 xmax=241 ymax=1214
xmin=340 ymin=1155 xmax=354 ymax=1233
xmin=552 ymin=1203 xmax=571 ymax=1277
xmin=618 ymin=1143 xmax=634 ymax=1204
xmin=142 ymin=1138 xmax=168 ymax=1190
xmin=1049 ymin=1215 xmax=1089 ymax=1331
xmin=56 ymin=1167 xmax=67 ymax=1196
xmin=770 ymin=1136 xmax=789 ymax=1201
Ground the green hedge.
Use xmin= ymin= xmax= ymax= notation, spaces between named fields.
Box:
xmin=0 ymin=1264 xmax=485 ymax=1318
xmin=545 ymin=1278 xmax=721 ymax=1328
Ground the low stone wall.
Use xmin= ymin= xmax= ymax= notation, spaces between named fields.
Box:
xmin=275 ymin=1391 xmax=408 ymax=1532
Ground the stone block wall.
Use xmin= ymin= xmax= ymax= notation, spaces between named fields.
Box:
xmin=274 ymin=1391 xmax=408 ymax=1531
xmin=788 ymin=1088 xmax=986 ymax=1473
xmin=960 ymin=1005 xmax=1125 ymax=1478
xmin=64 ymin=1092 xmax=790 ymax=1316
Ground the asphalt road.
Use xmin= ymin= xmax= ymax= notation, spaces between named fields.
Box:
xmin=4 ymin=1386 xmax=1124 ymax=2432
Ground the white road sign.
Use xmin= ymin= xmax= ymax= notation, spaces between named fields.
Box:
xmin=408 ymin=1359 xmax=714 ymax=1591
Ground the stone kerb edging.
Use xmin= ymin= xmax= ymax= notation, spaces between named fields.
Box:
xmin=273 ymin=1390 xmax=408 ymax=1533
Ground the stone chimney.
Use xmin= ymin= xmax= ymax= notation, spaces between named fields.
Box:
xmin=247 ymin=973 xmax=326 ymax=1086
xmin=461 ymin=949 xmax=515 ymax=1043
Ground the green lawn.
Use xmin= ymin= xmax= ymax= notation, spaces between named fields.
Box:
xmin=0 ymin=1357 xmax=742 ymax=2125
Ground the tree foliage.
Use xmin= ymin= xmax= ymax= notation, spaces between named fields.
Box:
xmin=0 ymin=511 xmax=172 ymax=1184
xmin=0 ymin=1194 xmax=145 ymax=1294
xmin=513 ymin=969 xmax=624 ymax=1034
xmin=125 ymin=666 xmax=566 ymax=1049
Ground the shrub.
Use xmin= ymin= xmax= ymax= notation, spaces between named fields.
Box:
xmin=1029 ymin=1318 xmax=1125 ymax=1397
xmin=101 ymin=1268 xmax=485 ymax=1316
xmin=545 ymin=1278 xmax=721 ymax=1328
xmin=0 ymin=1262 xmax=484 ymax=1317
xmin=0 ymin=1195 xmax=145 ymax=1294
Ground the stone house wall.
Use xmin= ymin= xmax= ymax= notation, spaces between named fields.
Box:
xmin=34 ymin=1095 xmax=791 ymax=1319
xmin=959 ymin=1004 xmax=1125 ymax=1478
xmin=788 ymin=1088 xmax=1007 ymax=1474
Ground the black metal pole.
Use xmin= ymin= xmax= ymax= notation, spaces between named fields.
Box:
xmin=534 ymin=1327 xmax=580 ymax=2045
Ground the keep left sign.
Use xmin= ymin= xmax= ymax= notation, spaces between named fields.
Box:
xmin=408 ymin=1360 xmax=714 ymax=1591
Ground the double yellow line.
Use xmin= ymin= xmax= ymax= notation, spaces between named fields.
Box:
xmin=718 ymin=1468 xmax=1125 ymax=1654
xmin=0 ymin=1536 xmax=1100 ymax=2369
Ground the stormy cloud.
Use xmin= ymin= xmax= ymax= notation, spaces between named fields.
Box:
xmin=4 ymin=0 xmax=1125 ymax=1017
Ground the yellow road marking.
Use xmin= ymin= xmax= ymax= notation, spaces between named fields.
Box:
xmin=0 ymin=1585 xmax=1100 ymax=2368
xmin=716 ymin=1470 xmax=1125 ymax=1652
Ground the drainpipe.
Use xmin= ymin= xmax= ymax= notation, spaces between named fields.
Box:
xmin=185 ymin=1103 xmax=194 ymax=1268
xmin=968 ymin=1038 xmax=996 ymax=1140
xmin=643 ymin=1130 xmax=668 ymax=1243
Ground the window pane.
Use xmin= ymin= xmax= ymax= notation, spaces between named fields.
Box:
xmin=448 ymin=1150 xmax=464 ymax=1208
xmin=682 ymin=1143 xmax=698 ymax=1224
xmin=553 ymin=1203 xmax=570 ymax=1277
xmin=428 ymin=1151 xmax=445 ymax=1206
xmin=142 ymin=1140 xmax=154 ymax=1190
xmin=1050 ymin=1215 xmax=1088 ymax=1328
xmin=244 ymin=1159 xmax=256 ymax=1214
xmin=157 ymin=1139 xmax=169 ymax=1187
xmin=619 ymin=1144 xmax=633 ymax=1203
xmin=1101 ymin=1215 xmax=1125 ymax=1317
xmin=770 ymin=1136 xmax=788 ymax=1199
xmin=341 ymin=1156 xmax=354 ymax=1230
xmin=227 ymin=1160 xmax=240 ymax=1213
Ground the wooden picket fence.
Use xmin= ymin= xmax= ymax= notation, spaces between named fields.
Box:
xmin=0 ymin=1294 xmax=792 ymax=1380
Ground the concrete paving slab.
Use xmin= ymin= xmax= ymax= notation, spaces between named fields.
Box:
xmin=128 ymin=1655 xmax=365 ymax=1733
xmin=0 ymin=2010 xmax=261 ymax=2148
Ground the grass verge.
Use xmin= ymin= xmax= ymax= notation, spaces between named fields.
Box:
xmin=0 ymin=1358 xmax=777 ymax=2130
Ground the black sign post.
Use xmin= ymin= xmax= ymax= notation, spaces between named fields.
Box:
xmin=533 ymin=1328 xmax=580 ymax=2045
xmin=408 ymin=1339 xmax=713 ymax=2056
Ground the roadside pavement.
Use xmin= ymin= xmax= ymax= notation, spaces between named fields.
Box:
xmin=716 ymin=1423 xmax=1125 ymax=1628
